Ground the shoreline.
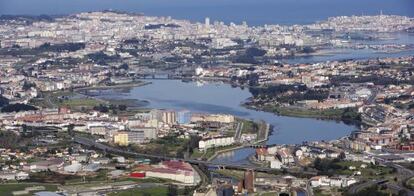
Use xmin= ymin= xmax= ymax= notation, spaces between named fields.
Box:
xmin=74 ymin=80 xmax=151 ymax=91
xmin=207 ymin=122 xmax=271 ymax=161
xmin=243 ymin=103 xmax=362 ymax=126
xmin=77 ymin=78 xmax=356 ymax=165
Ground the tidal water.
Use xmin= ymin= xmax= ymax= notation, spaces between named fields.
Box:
xmin=85 ymin=80 xmax=357 ymax=165
xmin=284 ymin=33 xmax=414 ymax=64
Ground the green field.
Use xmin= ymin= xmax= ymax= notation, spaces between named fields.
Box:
xmin=315 ymin=159 xmax=395 ymax=180
xmin=406 ymin=177 xmax=414 ymax=190
xmin=30 ymin=91 xmax=104 ymax=110
xmin=237 ymin=118 xmax=259 ymax=134
xmin=252 ymin=104 xmax=361 ymax=123
xmin=108 ymin=187 xmax=168 ymax=196
xmin=0 ymin=183 xmax=58 ymax=195
xmin=190 ymin=150 xmax=205 ymax=159
xmin=60 ymin=98 xmax=102 ymax=107
xmin=191 ymin=144 xmax=241 ymax=160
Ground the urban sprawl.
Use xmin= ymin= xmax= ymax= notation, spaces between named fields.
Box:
xmin=0 ymin=11 xmax=413 ymax=196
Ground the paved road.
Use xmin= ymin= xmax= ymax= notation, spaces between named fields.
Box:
xmin=306 ymin=180 xmax=314 ymax=196
xmin=347 ymin=156 xmax=414 ymax=195
xmin=74 ymin=136 xmax=316 ymax=175
xmin=74 ymin=136 xmax=319 ymax=195
xmin=74 ymin=136 xmax=269 ymax=171
xmin=347 ymin=179 xmax=387 ymax=195
xmin=234 ymin=122 xmax=243 ymax=142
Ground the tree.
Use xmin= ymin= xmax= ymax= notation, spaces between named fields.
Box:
xmin=183 ymin=186 xmax=193 ymax=195
xmin=302 ymin=46 xmax=315 ymax=53
xmin=67 ymin=124 xmax=75 ymax=136
xmin=0 ymin=95 xmax=9 ymax=107
xmin=39 ymin=42 xmax=85 ymax=52
xmin=246 ymin=47 xmax=266 ymax=57
xmin=167 ymin=184 xmax=178 ymax=196
xmin=339 ymin=152 xmax=346 ymax=160
xmin=349 ymin=185 xmax=387 ymax=196
xmin=119 ymin=63 xmax=129 ymax=70
xmin=93 ymin=104 xmax=109 ymax=113
xmin=187 ymin=135 xmax=202 ymax=154
xmin=0 ymin=131 xmax=20 ymax=149
xmin=398 ymin=189 xmax=408 ymax=196
xmin=1 ymin=103 xmax=37 ymax=113
xmin=118 ymin=105 xmax=127 ymax=111
xmin=21 ymin=124 xmax=28 ymax=134
xmin=313 ymin=158 xmax=342 ymax=175
xmin=22 ymin=81 xmax=36 ymax=91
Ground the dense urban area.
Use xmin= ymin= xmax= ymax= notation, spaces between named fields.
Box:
xmin=0 ymin=11 xmax=413 ymax=196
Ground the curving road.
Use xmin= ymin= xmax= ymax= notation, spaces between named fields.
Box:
xmin=347 ymin=156 xmax=414 ymax=195
xmin=73 ymin=136 xmax=317 ymax=174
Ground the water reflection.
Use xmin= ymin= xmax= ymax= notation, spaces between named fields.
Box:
xmin=84 ymin=79 xmax=357 ymax=164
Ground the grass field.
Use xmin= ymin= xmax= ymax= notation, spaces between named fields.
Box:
xmin=191 ymin=144 xmax=241 ymax=160
xmin=216 ymin=169 xmax=279 ymax=181
xmin=330 ymin=161 xmax=395 ymax=179
xmin=406 ymin=177 xmax=414 ymax=190
xmin=237 ymin=118 xmax=258 ymax=134
xmin=30 ymin=91 xmax=104 ymax=110
xmin=108 ymin=187 xmax=168 ymax=196
xmin=252 ymin=104 xmax=360 ymax=122
xmin=0 ymin=183 xmax=58 ymax=195
xmin=190 ymin=150 xmax=205 ymax=159
xmin=60 ymin=98 xmax=102 ymax=107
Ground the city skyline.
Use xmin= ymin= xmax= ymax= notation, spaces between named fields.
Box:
xmin=0 ymin=2 xmax=413 ymax=195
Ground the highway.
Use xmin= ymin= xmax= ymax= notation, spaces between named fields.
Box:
xmin=347 ymin=179 xmax=388 ymax=195
xmin=347 ymin=156 xmax=414 ymax=195
xmin=73 ymin=136 xmax=316 ymax=174
xmin=74 ymin=136 xmax=273 ymax=172
xmin=75 ymin=135 xmax=414 ymax=196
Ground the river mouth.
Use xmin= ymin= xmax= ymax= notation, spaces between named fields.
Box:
xmin=80 ymin=79 xmax=358 ymax=164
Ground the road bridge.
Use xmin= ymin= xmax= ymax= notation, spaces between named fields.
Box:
xmin=74 ymin=136 xmax=316 ymax=175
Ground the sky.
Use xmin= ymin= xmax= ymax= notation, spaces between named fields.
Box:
xmin=0 ymin=0 xmax=413 ymax=25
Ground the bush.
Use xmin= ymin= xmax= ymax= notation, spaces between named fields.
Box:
xmin=1 ymin=103 xmax=37 ymax=113
xmin=0 ymin=95 xmax=9 ymax=107
xmin=0 ymin=131 xmax=20 ymax=149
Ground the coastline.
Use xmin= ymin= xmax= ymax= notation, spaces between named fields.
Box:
xmin=74 ymin=80 xmax=151 ymax=91
xmin=207 ymin=122 xmax=271 ymax=162
xmin=78 ymin=78 xmax=356 ymax=165
xmin=243 ymin=103 xmax=362 ymax=125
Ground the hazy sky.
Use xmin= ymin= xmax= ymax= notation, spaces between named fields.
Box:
xmin=0 ymin=0 xmax=413 ymax=25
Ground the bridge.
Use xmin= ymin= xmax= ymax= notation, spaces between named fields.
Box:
xmin=73 ymin=136 xmax=315 ymax=175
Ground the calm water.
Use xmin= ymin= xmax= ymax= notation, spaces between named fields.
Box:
xmin=284 ymin=48 xmax=414 ymax=64
xmin=86 ymin=80 xmax=357 ymax=165
xmin=284 ymin=33 xmax=414 ymax=64
xmin=0 ymin=0 xmax=413 ymax=25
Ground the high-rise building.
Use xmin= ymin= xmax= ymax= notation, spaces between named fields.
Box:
xmin=114 ymin=131 xmax=147 ymax=146
xmin=130 ymin=127 xmax=158 ymax=140
xmin=160 ymin=110 xmax=177 ymax=125
xmin=177 ymin=110 xmax=191 ymax=124
xmin=126 ymin=131 xmax=145 ymax=143
xmin=114 ymin=132 xmax=129 ymax=146
xmin=205 ymin=17 xmax=210 ymax=26
xmin=243 ymin=169 xmax=255 ymax=193
xmin=216 ymin=184 xmax=234 ymax=196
